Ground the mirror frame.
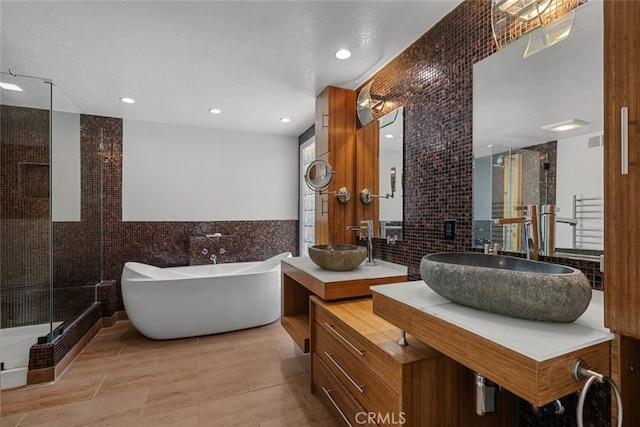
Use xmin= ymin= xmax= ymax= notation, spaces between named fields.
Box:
xmin=304 ymin=159 xmax=334 ymax=190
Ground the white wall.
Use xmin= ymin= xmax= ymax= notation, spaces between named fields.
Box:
xmin=555 ymin=131 xmax=604 ymax=249
xmin=122 ymin=120 xmax=299 ymax=221
xmin=51 ymin=111 xmax=80 ymax=222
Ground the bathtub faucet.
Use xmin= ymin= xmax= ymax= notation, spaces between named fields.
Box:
xmin=347 ymin=220 xmax=376 ymax=266
xmin=210 ymin=254 xmax=217 ymax=264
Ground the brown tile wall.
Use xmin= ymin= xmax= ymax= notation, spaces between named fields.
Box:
xmin=1 ymin=106 xmax=99 ymax=329
xmin=1 ymin=106 xmax=50 ymax=294
xmin=364 ymin=0 xmax=606 ymax=425
xmin=366 ymin=0 xmax=593 ymax=281
xmin=28 ymin=302 xmax=102 ymax=371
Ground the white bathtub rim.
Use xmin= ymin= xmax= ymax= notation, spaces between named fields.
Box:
xmin=123 ymin=252 xmax=292 ymax=281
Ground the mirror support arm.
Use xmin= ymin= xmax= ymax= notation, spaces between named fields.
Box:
xmin=360 ymin=188 xmax=394 ymax=204
xmin=322 ymin=187 xmax=351 ymax=204
xmin=360 ymin=167 xmax=396 ymax=204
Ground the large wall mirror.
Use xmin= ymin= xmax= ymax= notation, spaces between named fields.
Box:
xmin=472 ymin=0 xmax=603 ymax=259
xmin=378 ymin=106 xmax=403 ymax=240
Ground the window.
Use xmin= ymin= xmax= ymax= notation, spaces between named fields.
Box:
xmin=300 ymin=139 xmax=315 ymax=256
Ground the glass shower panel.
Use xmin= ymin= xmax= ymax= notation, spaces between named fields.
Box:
xmin=1 ymin=74 xmax=103 ymax=388
xmin=50 ymin=84 xmax=101 ymax=329
xmin=0 ymin=73 xmax=53 ymax=331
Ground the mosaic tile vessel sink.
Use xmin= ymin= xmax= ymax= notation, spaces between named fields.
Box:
xmin=308 ymin=244 xmax=367 ymax=271
xmin=420 ymin=252 xmax=592 ymax=322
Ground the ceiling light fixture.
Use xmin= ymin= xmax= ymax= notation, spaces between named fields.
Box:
xmin=0 ymin=82 xmax=23 ymax=92
xmin=494 ymin=0 xmax=552 ymax=21
xmin=279 ymin=117 xmax=291 ymax=123
xmin=120 ymin=97 xmax=135 ymax=104
xmin=209 ymin=108 xmax=222 ymax=114
xmin=385 ymin=134 xmax=394 ymax=139
xmin=356 ymin=80 xmax=375 ymax=126
xmin=542 ymin=118 xmax=589 ymax=132
xmin=334 ymin=49 xmax=352 ymax=60
xmin=523 ymin=9 xmax=575 ymax=58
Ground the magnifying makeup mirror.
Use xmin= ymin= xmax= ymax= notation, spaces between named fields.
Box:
xmin=304 ymin=159 xmax=351 ymax=203
xmin=305 ymin=159 xmax=333 ymax=190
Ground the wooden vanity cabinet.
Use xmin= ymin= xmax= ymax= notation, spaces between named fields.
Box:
xmin=280 ymin=258 xmax=407 ymax=353
xmin=604 ymin=2 xmax=640 ymax=425
xmin=314 ymin=86 xmax=356 ymax=245
xmin=310 ymin=296 xmax=516 ymax=426
xmin=604 ymin=0 xmax=640 ymax=340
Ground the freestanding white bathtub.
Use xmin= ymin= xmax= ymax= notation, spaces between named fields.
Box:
xmin=121 ymin=252 xmax=292 ymax=340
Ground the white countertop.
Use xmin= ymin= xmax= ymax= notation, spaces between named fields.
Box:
xmin=371 ymin=281 xmax=613 ymax=362
xmin=282 ymin=257 xmax=407 ymax=283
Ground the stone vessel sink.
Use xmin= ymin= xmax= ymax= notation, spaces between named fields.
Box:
xmin=420 ymin=252 xmax=592 ymax=322
xmin=308 ymin=244 xmax=367 ymax=271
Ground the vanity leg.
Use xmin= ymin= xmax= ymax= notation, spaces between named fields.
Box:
xmin=398 ymin=330 xmax=408 ymax=346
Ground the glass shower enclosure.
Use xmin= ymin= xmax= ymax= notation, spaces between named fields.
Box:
xmin=0 ymin=72 xmax=102 ymax=388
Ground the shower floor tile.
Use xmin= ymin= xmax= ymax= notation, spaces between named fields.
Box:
xmin=0 ymin=320 xmax=337 ymax=426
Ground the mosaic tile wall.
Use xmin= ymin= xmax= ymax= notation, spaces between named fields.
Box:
xmin=1 ymin=106 xmax=50 ymax=294
xmin=363 ymin=0 xmax=607 ymax=425
xmin=366 ymin=0 xmax=590 ymax=280
xmin=28 ymin=302 xmax=102 ymax=371
xmin=1 ymin=106 xmax=100 ymax=329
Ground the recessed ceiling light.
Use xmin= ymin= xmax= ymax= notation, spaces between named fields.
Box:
xmin=335 ymin=49 xmax=352 ymax=60
xmin=280 ymin=117 xmax=291 ymax=123
xmin=0 ymin=82 xmax=23 ymax=92
xmin=209 ymin=108 xmax=222 ymax=114
xmin=120 ymin=97 xmax=135 ymax=104
xmin=542 ymin=118 xmax=589 ymax=132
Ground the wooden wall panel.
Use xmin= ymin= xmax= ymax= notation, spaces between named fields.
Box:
xmin=314 ymin=86 xmax=356 ymax=244
xmin=604 ymin=0 xmax=640 ymax=338
xmin=355 ymin=121 xmax=380 ymax=236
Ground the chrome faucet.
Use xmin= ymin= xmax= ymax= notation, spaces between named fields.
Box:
xmin=540 ymin=204 xmax=578 ymax=256
xmin=492 ymin=205 xmax=540 ymax=260
xmin=484 ymin=243 xmax=500 ymax=255
xmin=347 ymin=220 xmax=376 ymax=266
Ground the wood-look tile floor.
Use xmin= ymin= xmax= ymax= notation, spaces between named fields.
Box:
xmin=1 ymin=320 xmax=338 ymax=426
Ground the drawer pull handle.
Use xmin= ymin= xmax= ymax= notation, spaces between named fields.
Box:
xmin=324 ymin=322 xmax=365 ymax=357
xmin=622 ymin=106 xmax=629 ymax=175
xmin=322 ymin=387 xmax=353 ymax=427
xmin=324 ymin=351 xmax=365 ymax=394
xmin=322 ymin=113 xmax=329 ymax=129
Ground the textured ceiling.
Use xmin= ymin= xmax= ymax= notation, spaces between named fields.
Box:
xmin=0 ymin=1 xmax=461 ymax=137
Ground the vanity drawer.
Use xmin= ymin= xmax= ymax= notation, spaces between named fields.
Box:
xmin=314 ymin=301 xmax=402 ymax=393
xmin=313 ymin=353 xmax=376 ymax=427
xmin=315 ymin=323 xmax=399 ymax=418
